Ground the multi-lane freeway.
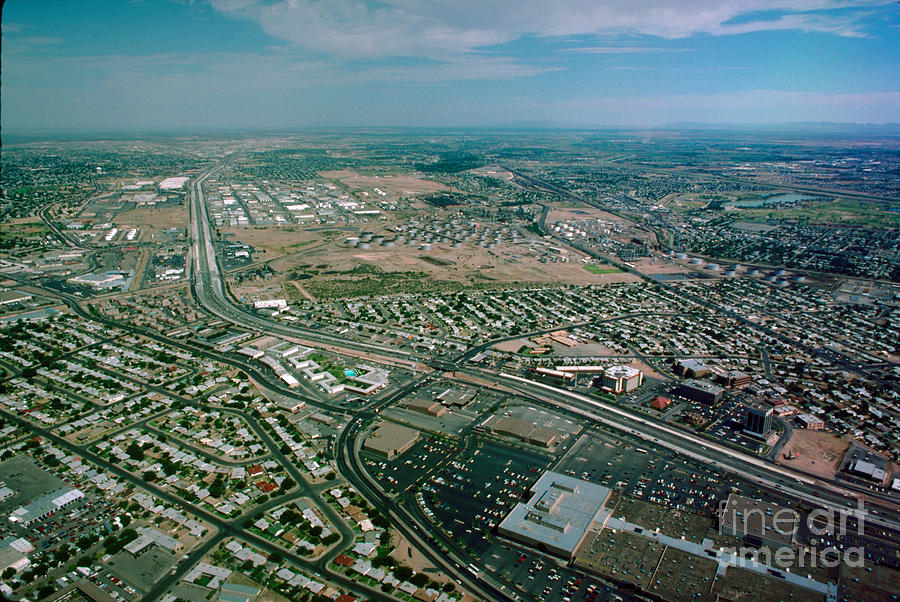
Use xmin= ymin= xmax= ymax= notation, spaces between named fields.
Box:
xmin=176 ymin=161 xmax=900 ymax=599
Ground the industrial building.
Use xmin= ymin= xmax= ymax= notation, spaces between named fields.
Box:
xmin=718 ymin=494 xmax=798 ymax=549
xmin=498 ymin=471 xmax=610 ymax=559
xmin=597 ymin=365 xmax=643 ymax=394
xmin=675 ymin=379 xmax=724 ymax=404
xmin=362 ymin=422 xmax=420 ymax=459
xmin=744 ymin=402 xmax=773 ymax=438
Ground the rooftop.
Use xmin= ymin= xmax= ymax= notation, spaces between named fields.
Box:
xmin=498 ymin=471 xmax=610 ymax=558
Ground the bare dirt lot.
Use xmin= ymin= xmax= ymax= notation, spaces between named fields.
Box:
xmin=320 ymin=170 xmax=448 ymax=199
xmin=279 ymin=237 xmax=640 ymax=289
xmin=547 ymin=206 xmax=631 ymax=224
xmin=222 ymin=226 xmax=322 ymax=258
xmin=113 ymin=205 xmax=186 ymax=231
xmin=780 ymin=429 xmax=850 ymax=480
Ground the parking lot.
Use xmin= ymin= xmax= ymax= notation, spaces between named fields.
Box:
xmin=364 ymin=435 xmax=461 ymax=493
xmin=422 ymin=439 xmax=552 ymax=556
xmin=705 ymin=397 xmax=771 ymax=454
xmin=556 ymin=428 xmax=776 ymax=517
xmin=481 ymin=540 xmax=618 ymax=602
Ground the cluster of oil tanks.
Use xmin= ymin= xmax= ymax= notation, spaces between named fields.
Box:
xmin=346 ymin=218 xmax=521 ymax=251
xmin=665 ymin=251 xmax=806 ymax=285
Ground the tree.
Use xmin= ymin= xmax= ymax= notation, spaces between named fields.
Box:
xmin=126 ymin=442 xmax=144 ymax=461
xmin=268 ymin=551 xmax=283 ymax=564
xmin=410 ymin=573 xmax=429 ymax=588
xmin=394 ymin=566 xmax=413 ymax=581
xmin=321 ymin=533 xmax=340 ymax=546
xmin=442 ymin=582 xmax=456 ymax=593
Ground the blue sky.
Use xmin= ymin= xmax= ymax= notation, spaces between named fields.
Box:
xmin=2 ymin=0 xmax=899 ymax=130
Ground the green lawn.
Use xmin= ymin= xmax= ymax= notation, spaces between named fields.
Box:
xmin=583 ymin=264 xmax=623 ymax=275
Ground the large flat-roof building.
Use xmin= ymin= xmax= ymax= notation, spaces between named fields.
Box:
xmin=362 ymin=422 xmax=420 ymax=460
xmin=674 ymin=359 xmax=711 ymax=378
xmin=124 ymin=526 xmax=184 ymax=556
xmin=8 ymin=488 xmax=84 ymax=526
xmin=675 ymin=379 xmax=724 ymax=405
xmin=498 ymin=471 xmax=610 ymax=559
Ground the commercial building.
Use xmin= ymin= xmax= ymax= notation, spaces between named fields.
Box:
xmin=674 ymin=359 xmax=711 ymax=378
xmin=488 ymin=417 xmax=559 ymax=448
xmin=435 ymin=388 xmax=475 ymax=407
xmin=8 ymin=488 xmax=85 ymax=525
xmin=598 ymin=365 xmax=643 ymax=394
xmin=650 ymin=396 xmax=671 ymax=411
xmin=402 ymin=397 xmax=447 ymax=417
xmin=66 ymin=271 xmax=129 ymax=290
xmin=362 ymin=422 xmax=420 ymax=459
xmin=532 ymin=367 xmax=575 ymax=382
xmin=675 ymin=379 xmax=724 ymax=404
xmin=847 ymin=459 xmax=887 ymax=483
xmin=795 ymin=413 xmax=824 ymax=430
xmin=0 ymin=537 xmax=34 ymax=573
xmin=719 ymin=494 xmax=797 ymax=549
xmin=715 ymin=369 xmax=752 ymax=388
xmin=498 ymin=471 xmax=610 ymax=559
xmin=744 ymin=402 xmax=773 ymax=438
xmin=124 ymin=526 xmax=184 ymax=556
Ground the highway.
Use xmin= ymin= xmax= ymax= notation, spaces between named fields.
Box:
xmin=187 ymin=166 xmax=415 ymax=363
xmin=178 ymin=160 xmax=900 ymax=598
xmin=186 ymin=165 xmax=521 ymax=599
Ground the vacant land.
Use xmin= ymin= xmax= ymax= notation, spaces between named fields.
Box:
xmin=222 ymin=226 xmax=322 ymax=258
xmin=780 ymin=429 xmax=850 ymax=480
xmin=114 ymin=205 xmax=186 ymax=230
xmin=320 ymin=169 xmax=448 ymax=199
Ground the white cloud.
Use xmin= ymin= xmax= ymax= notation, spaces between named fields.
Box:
xmin=210 ymin=0 xmax=890 ymax=60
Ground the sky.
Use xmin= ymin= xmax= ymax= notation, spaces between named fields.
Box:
xmin=2 ymin=0 xmax=899 ymax=131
